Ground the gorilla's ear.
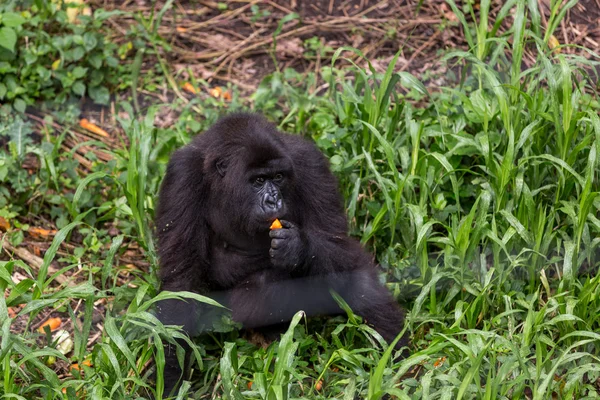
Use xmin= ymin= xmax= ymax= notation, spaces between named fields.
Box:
xmin=216 ymin=159 xmax=227 ymax=177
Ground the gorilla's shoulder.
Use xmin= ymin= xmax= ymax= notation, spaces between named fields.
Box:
xmin=280 ymin=132 xmax=328 ymax=164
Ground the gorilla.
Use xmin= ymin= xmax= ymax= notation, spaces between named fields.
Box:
xmin=155 ymin=113 xmax=408 ymax=394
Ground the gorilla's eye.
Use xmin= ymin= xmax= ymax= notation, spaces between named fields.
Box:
xmin=255 ymin=177 xmax=265 ymax=185
xmin=274 ymin=173 xmax=283 ymax=181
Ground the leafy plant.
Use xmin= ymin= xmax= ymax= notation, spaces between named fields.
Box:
xmin=0 ymin=9 xmax=25 ymax=53
xmin=0 ymin=2 xmax=122 ymax=111
xmin=1 ymin=1 xmax=600 ymax=399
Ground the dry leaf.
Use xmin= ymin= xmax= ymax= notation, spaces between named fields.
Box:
xmin=62 ymin=0 xmax=92 ymax=23
xmin=0 ymin=216 xmax=9 ymax=231
xmin=548 ymin=35 xmax=561 ymax=54
xmin=440 ymin=3 xmax=458 ymax=22
xmin=206 ymin=34 xmax=234 ymax=50
xmin=277 ymin=38 xmax=304 ymax=57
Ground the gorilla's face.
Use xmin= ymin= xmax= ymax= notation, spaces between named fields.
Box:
xmin=243 ymin=156 xmax=294 ymax=232
xmin=208 ymin=153 xmax=294 ymax=241
xmin=250 ymin=172 xmax=286 ymax=221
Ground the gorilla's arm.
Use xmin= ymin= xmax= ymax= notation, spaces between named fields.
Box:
xmin=155 ymin=147 xmax=213 ymax=395
xmin=156 ymin=147 xmax=210 ymax=293
xmin=230 ymin=265 xmax=408 ymax=348
xmin=281 ymin=137 xmax=370 ymax=275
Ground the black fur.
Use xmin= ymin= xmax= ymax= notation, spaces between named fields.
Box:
xmin=155 ymin=113 xmax=408 ymax=395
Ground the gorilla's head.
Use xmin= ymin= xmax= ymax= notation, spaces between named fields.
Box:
xmin=200 ymin=114 xmax=297 ymax=239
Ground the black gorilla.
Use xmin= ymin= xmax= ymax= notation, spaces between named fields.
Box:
xmin=155 ymin=113 xmax=408 ymax=394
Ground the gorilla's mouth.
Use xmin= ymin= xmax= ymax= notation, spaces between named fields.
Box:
xmin=260 ymin=201 xmax=285 ymax=220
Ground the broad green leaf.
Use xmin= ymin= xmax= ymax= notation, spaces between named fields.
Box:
xmin=0 ymin=26 xmax=17 ymax=52
xmin=2 ymin=12 xmax=26 ymax=27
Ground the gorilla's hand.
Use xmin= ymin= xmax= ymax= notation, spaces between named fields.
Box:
xmin=269 ymin=220 xmax=306 ymax=269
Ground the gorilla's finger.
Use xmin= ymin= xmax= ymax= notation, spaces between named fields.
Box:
xmin=271 ymin=239 xmax=285 ymax=249
xmin=269 ymin=229 xmax=291 ymax=239
xmin=279 ymin=220 xmax=296 ymax=229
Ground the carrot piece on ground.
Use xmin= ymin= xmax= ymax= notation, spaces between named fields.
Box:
xmin=79 ymin=119 xmax=109 ymax=137
xmin=38 ymin=317 xmax=62 ymax=333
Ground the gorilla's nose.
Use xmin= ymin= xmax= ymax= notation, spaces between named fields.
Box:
xmin=264 ymin=196 xmax=282 ymax=211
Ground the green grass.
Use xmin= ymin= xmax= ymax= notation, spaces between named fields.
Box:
xmin=1 ymin=1 xmax=600 ymax=399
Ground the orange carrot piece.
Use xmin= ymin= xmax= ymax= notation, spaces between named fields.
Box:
xmin=70 ymin=359 xmax=92 ymax=372
xmin=38 ymin=317 xmax=62 ymax=333
xmin=79 ymin=119 xmax=109 ymax=137
xmin=29 ymin=226 xmax=57 ymax=239
xmin=182 ymin=82 xmax=197 ymax=94
xmin=209 ymin=87 xmax=223 ymax=98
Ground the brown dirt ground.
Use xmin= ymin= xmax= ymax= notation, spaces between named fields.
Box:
xmin=97 ymin=0 xmax=598 ymax=91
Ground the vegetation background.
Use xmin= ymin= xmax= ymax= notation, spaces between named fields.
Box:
xmin=0 ymin=0 xmax=599 ymax=399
